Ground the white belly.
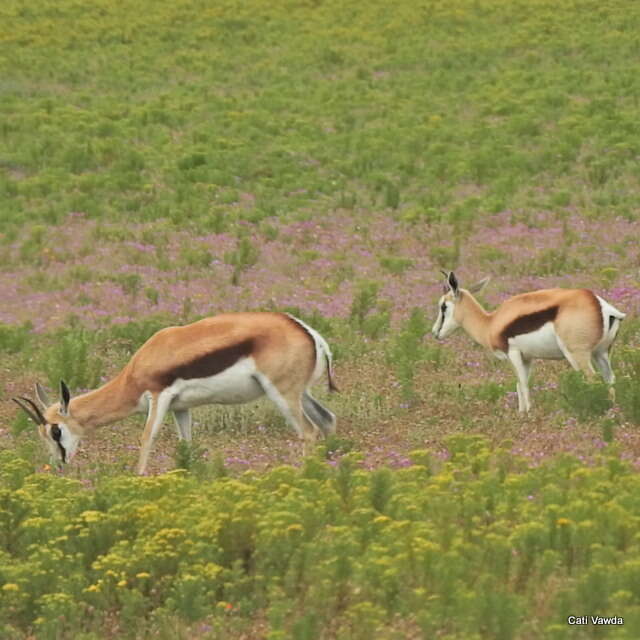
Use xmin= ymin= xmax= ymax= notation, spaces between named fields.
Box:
xmin=168 ymin=357 xmax=264 ymax=409
xmin=509 ymin=322 xmax=564 ymax=359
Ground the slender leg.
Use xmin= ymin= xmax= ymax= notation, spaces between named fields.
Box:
xmin=252 ymin=374 xmax=319 ymax=455
xmin=594 ymin=349 xmax=616 ymax=401
xmin=173 ymin=409 xmax=192 ymax=441
xmin=515 ymin=358 xmax=533 ymax=412
xmin=302 ymin=390 xmax=336 ymax=437
xmin=284 ymin=391 xmax=320 ymax=455
xmin=570 ymin=350 xmax=597 ymax=380
xmin=137 ymin=391 xmax=173 ymax=475
xmin=557 ymin=335 xmax=597 ymax=380
xmin=508 ymin=348 xmax=532 ymax=413
xmin=556 ymin=335 xmax=580 ymax=370
xmin=594 ymin=350 xmax=615 ymax=384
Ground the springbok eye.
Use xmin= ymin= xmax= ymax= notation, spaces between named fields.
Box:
xmin=50 ymin=424 xmax=61 ymax=442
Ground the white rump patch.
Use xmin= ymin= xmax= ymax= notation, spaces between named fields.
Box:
xmin=596 ymin=295 xmax=626 ymax=350
xmin=285 ymin=313 xmax=331 ymax=383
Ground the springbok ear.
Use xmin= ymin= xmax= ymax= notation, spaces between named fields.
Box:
xmin=447 ymin=271 xmax=460 ymax=298
xmin=35 ymin=382 xmax=51 ymax=409
xmin=467 ymin=276 xmax=490 ymax=295
xmin=60 ymin=380 xmax=71 ymax=417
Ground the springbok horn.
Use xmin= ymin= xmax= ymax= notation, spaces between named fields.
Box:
xmin=12 ymin=397 xmax=46 ymax=425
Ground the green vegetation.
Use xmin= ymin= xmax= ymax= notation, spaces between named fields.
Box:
xmin=3 ymin=0 xmax=640 ymax=637
xmin=2 ymin=0 xmax=640 ymax=235
xmin=2 ymin=437 xmax=640 ymax=639
xmin=559 ymin=372 xmax=611 ymax=422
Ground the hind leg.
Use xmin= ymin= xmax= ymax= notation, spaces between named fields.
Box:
xmin=594 ymin=349 xmax=615 ymax=384
xmin=302 ymin=390 xmax=336 ymax=437
xmin=252 ymin=374 xmax=319 ymax=455
xmin=594 ymin=349 xmax=616 ymax=402
xmin=283 ymin=391 xmax=321 ymax=455
xmin=569 ymin=350 xmax=597 ymax=381
xmin=557 ymin=335 xmax=596 ymax=380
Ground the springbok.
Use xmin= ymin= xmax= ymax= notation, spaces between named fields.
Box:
xmin=13 ymin=312 xmax=338 ymax=474
xmin=432 ymin=271 xmax=625 ymax=412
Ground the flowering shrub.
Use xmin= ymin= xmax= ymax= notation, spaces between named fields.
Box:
xmin=2 ymin=438 xmax=640 ymax=638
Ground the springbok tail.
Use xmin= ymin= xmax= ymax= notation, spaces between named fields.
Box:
xmin=325 ymin=352 xmax=339 ymax=393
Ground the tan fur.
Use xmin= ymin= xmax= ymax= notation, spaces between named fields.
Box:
xmin=435 ymin=272 xmax=625 ymax=412
xmin=451 ymin=288 xmax=604 ymax=354
xmin=28 ymin=312 xmax=333 ymax=473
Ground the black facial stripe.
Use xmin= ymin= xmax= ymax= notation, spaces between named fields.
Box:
xmin=50 ymin=424 xmax=66 ymax=463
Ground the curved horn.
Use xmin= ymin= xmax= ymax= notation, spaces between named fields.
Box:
xmin=19 ymin=396 xmax=47 ymax=424
xmin=35 ymin=382 xmax=51 ymax=409
xmin=12 ymin=397 xmax=46 ymax=425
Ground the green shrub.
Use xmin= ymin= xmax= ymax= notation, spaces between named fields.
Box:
xmin=616 ymin=377 xmax=640 ymax=425
xmin=0 ymin=322 xmax=32 ymax=353
xmin=349 ymin=281 xmax=380 ymax=328
xmin=173 ymin=440 xmax=206 ymax=474
xmin=180 ymin=245 xmax=212 ymax=268
xmin=101 ymin=317 xmax=170 ymax=357
xmin=39 ymin=329 xmax=103 ymax=389
xmin=389 ymin=308 xmax=431 ymax=404
xmin=379 ymin=255 xmax=413 ymax=275
xmin=109 ymin=273 xmax=142 ymax=296
xmin=559 ymin=371 xmax=611 ymax=421
xmin=225 ymin=237 xmax=259 ymax=284
xmin=2 ymin=436 xmax=640 ymax=637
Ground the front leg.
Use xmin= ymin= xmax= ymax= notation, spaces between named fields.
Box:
xmin=173 ymin=408 xmax=192 ymax=441
xmin=508 ymin=349 xmax=532 ymax=413
xmin=137 ymin=391 xmax=173 ymax=474
xmin=516 ymin=382 xmax=524 ymax=413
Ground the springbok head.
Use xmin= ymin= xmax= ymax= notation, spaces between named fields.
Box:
xmin=12 ymin=380 xmax=82 ymax=467
xmin=432 ymin=271 xmax=490 ymax=340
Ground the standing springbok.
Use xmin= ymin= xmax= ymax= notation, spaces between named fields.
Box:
xmin=13 ymin=312 xmax=338 ymax=474
xmin=432 ymin=271 xmax=625 ymax=412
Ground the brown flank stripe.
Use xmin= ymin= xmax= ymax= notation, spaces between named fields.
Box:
xmin=156 ymin=338 xmax=255 ymax=387
xmin=498 ymin=306 xmax=559 ymax=352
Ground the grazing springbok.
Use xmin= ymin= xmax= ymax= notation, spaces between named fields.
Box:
xmin=13 ymin=312 xmax=338 ymax=474
xmin=432 ymin=271 xmax=625 ymax=412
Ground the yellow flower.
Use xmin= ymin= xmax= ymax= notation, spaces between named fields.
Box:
xmin=2 ymin=583 xmax=19 ymax=592
xmin=136 ymin=572 xmax=150 ymax=579
xmin=557 ymin=518 xmax=572 ymax=526
xmin=117 ymin=580 xmax=127 ymax=587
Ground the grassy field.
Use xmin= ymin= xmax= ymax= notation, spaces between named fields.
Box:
xmin=2 ymin=0 xmax=640 ymax=637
